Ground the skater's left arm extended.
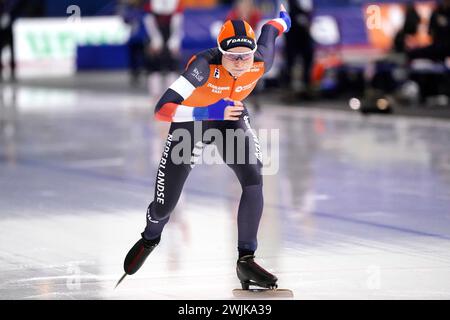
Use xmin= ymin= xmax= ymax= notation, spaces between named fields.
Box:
xmin=256 ymin=5 xmax=291 ymax=74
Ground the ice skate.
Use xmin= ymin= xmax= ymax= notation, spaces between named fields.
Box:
xmin=115 ymin=233 xmax=159 ymax=288
xmin=233 ymin=255 xmax=293 ymax=298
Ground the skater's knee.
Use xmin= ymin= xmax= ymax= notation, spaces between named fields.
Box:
xmin=240 ymin=170 xmax=262 ymax=187
xmin=241 ymin=183 xmax=263 ymax=202
xmin=147 ymin=203 xmax=173 ymax=221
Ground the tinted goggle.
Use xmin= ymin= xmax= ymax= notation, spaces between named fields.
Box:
xmin=218 ymin=45 xmax=257 ymax=61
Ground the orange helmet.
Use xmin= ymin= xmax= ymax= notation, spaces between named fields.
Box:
xmin=217 ymin=20 xmax=257 ymax=52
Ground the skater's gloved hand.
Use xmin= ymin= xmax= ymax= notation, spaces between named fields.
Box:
xmin=265 ymin=4 xmax=291 ymax=36
xmin=224 ymin=99 xmax=244 ymax=121
xmin=202 ymin=98 xmax=244 ymax=121
xmin=279 ymin=4 xmax=291 ymax=33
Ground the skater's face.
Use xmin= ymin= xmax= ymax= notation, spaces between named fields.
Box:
xmin=222 ymin=47 xmax=255 ymax=78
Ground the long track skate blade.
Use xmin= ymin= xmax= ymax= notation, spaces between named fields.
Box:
xmin=114 ymin=273 xmax=127 ymax=289
xmin=232 ymin=288 xmax=294 ymax=298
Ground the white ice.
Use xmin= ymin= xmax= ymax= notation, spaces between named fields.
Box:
xmin=1 ymin=83 xmax=450 ymax=299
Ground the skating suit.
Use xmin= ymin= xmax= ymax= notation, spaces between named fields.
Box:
xmin=143 ymin=17 xmax=289 ymax=252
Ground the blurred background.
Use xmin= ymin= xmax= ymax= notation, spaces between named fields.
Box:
xmin=1 ymin=0 xmax=449 ymax=111
xmin=1 ymin=0 xmax=450 ymax=300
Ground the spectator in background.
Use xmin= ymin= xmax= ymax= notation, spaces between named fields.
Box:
xmin=282 ymin=0 xmax=314 ymax=100
xmin=226 ymin=0 xmax=262 ymax=30
xmin=0 ymin=0 xmax=43 ymax=82
xmin=220 ymin=0 xmax=234 ymax=5
xmin=407 ymin=0 xmax=450 ymax=62
xmin=144 ymin=0 xmax=183 ymax=98
xmin=119 ymin=0 xmax=150 ymax=87
xmin=0 ymin=0 xmax=24 ymax=82
xmin=368 ymin=2 xmax=420 ymax=94
xmin=393 ymin=2 xmax=421 ymax=54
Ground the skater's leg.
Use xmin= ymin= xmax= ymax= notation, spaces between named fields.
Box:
xmin=218 ymin=112 xmax=278 ymax=289
xmin=218 ymin=110 xmax=263 ymax=255
xmin=143 ymin=121 xmax=197 ymax=240
xmin=122 ymin=121 xmax=199 ymax=276
xmin=236 ymin=183 xmax=263 ymax=253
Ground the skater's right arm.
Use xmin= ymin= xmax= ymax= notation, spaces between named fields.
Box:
xmin=255 ymin=4 xmax=291 ymax=74
xmin=154 ymin=56 xmax=243 ymax=122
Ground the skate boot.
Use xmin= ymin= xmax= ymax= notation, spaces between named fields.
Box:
xmin=124 ymin=233 xmax=159 ymax=275
xmin=236 ymin=255 xmax=278 ymax=290
xmin=115 ymin=233 xmax=160 ymax=288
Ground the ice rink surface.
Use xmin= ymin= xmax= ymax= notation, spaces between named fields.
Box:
xmin=1 ymin=83 xmax=450 ymax=299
